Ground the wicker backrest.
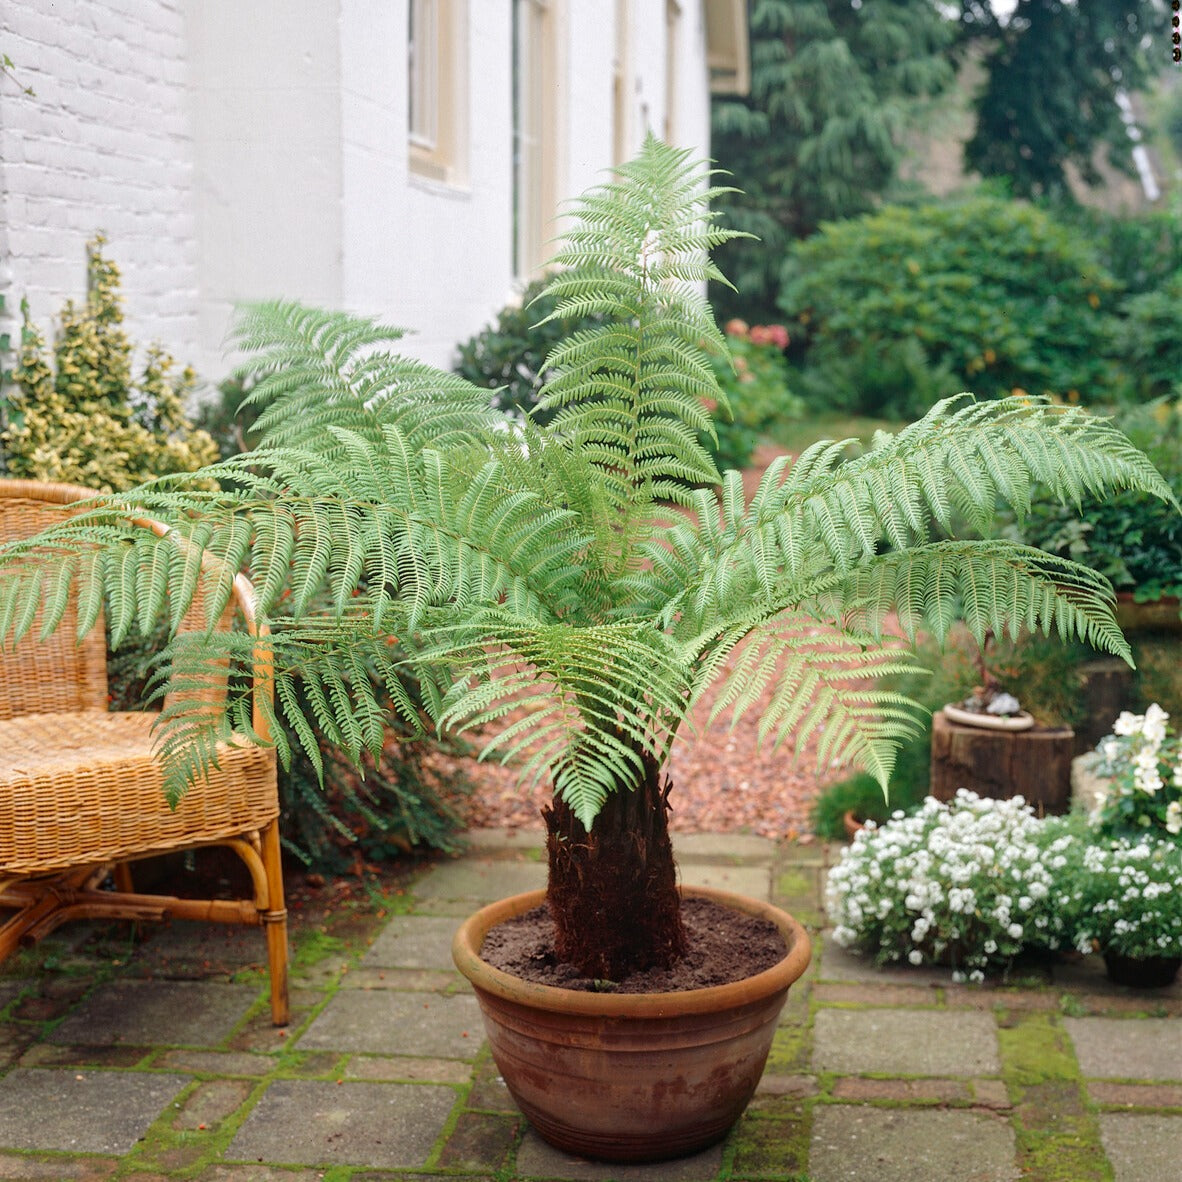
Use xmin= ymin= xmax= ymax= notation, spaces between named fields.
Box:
xmin=0 ymin=481 xmax=110 ymax=719
xmin=0 ymin=479 xmax=270 ymax=731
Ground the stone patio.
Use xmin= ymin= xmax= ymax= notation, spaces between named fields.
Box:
xmin=0 ymin=830 xmax=1179 ymax=1180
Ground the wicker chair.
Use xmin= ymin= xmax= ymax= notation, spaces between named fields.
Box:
xmin=0 ymin=479 xmax=288 ymax=1025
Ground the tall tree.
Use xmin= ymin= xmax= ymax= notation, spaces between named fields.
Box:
xmin=958 ymin=0 xmax=1166 ymax=200
xmin=711 ymin=0 xmax=955 ymax=322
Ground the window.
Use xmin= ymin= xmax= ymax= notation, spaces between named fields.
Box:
xmin=513 ymin=0 xmax=561 ymax=278
xmin=612 ymin=0 xmax=630 ymax=165
xmin=664 ymin=0 xmax=680 ymax=144
xmin=408 ymin=0 xmax=468 ymax=184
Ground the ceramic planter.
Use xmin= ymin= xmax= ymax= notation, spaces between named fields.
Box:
xmin=1103 ymin=950 xmax=1182 ymax=989
xmin=452 ymin=885 xmax=811 ymax=1163
xmin=942 ymin=703 xmax=1034 ymax=731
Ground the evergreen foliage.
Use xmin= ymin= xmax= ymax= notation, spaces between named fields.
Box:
xmin=710 ymin=0 xmax=955 ymax=320
xmin=955 ymin=0 xmax=1166 ymax=200
xmin=0 ymin=138 xmax=1173 ymax=845
xmin=3 ymin=235 xmax=219 ymax=490
xmin=780 ymin=195 xmax=1119 ymax=417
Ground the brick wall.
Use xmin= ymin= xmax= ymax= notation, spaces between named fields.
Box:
xmin=0 ymin=0 xmax=200 ymax=380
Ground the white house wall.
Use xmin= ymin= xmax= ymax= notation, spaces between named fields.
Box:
xmin=187 ymin=0 xmax=345 ymax=376
xmin=1 ymin=0 xmax=716 ymax=385
xmin=0 ymin=0 xmax=198 ymax=375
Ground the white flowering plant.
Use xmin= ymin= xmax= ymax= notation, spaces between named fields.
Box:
xmin=1091 ymin=704 xmax=1182 ymax=840
xmin=826 ymin=790 xmax=1071 ymax=981
xmin=1057 ymin=834 xmax=1182 ymax=960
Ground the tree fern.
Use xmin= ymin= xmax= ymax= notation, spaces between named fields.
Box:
xmin=0 ymin=135 xmax=1174 ymax=846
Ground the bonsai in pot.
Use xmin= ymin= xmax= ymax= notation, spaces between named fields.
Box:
xmin=0 ymin=138 xmax=1174 ymax=1160
xmin=942 ymin=630 xmax=1034 ymax=731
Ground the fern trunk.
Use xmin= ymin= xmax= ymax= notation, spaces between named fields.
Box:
xmin=542 ymin=753 xmax=687 ymax=981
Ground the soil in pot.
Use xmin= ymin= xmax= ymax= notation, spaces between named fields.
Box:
xmin=480 ymin=895 xmax=787 ymax=992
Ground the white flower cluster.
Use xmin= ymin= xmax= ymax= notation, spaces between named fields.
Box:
xmin=1067 ymin=837 xmax=1182 ymax=959
xmin=1093 ymin=704 xmax=1182 ymax=837
xmin=826 ymin=790 xmax=1069 ymax=980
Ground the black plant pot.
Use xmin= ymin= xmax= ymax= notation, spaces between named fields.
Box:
xmin=1103 ymin=951 xmax=1182 ymax=989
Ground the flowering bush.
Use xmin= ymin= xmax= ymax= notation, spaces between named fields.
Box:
xmin=1058 ymin=835 xmax=1182 ymax=960
xmin=827 ymin=791 xmax=1071 ymax=980
xmin=704 ymin=319 xmax=803 ymax=471
xmin=1090 ymin=704 xmax=1182 ymax=840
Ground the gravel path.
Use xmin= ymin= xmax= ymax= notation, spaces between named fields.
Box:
xmin=449 ymin=446 xmax=846 ymax=841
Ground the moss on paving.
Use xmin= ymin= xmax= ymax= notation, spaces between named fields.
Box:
xmin=998 ymin=1012 xmax=1112 ymax=1182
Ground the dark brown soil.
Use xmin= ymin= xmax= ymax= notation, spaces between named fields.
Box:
xmin=479 ymin=896 xmax=788 ymax=993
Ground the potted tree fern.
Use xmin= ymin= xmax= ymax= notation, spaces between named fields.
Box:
xmin=0 ymin=138 xmax=1174 ymax=1161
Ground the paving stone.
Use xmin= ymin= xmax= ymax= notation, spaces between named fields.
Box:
xmin=1065 ymin=1017 xmax=1182 ymax=1081
xmin=126 ymin=920 xmax=269 ymax=968
xmin=1099 ymin=1113 xmax=1182 ymax=1181
xmin=174 ymin=1078 xmax=252 ymax=1130
xmin=672 ymin=833 xmax=777 ymax=861
xmin=679 ymin=864 xmax=770 ymax=897
xmin=831 ymin=1077 xmax=971 ymax=1103
xmin=156 ymin=1050 xmax=272 ymax=1076
xmin=814 ymin=982 xmax=940 ymax=1007
xmin=226 ymin=1079 xmax=456 ymax=1169
xmin=196 ymin=1171 xmax=351 ymax=1182
xmin=0 ymin=1068 xmax=189 ymax=1154
xmin=438 ymin=1111 xmax=519 ymax=1169
xmin=412 ymin=859 xmax=546 ymax=902
xmin=342 ymin=967 xmax=458 ymax=991
xmin=467 ymin=1058 xmax=516 ymax=1110
xmin=297 ymin=989 xmax=482 ymax=1059
xmin=361 ymin=915 xmax=460 ymax=970
xmin=1088 ymin=1081 xmax=1182 ymax=1107
xmin=813 ymin=1008 xmax=1000 ymax=1076
xmin=0 ymin=982 xmax=30 ymax=1010
xmin=0 ymin=1153 xmax=118 ymax=1179
xmin=463 ymin=827 xmax=545 ymax=850
xmin=809 ymin=1106 xmax=1018 ymax=1182
xmin=816 ymin=933 xmax=953 ymax=986
xmin=345 ymin=1054 xmax=472 ymax=1083
xmin=513 ymin=1130 xmax=724 ymax=1179
xmin=972 ymin=1079 xmax=1013 ymax=1110
xmin=19 ymin=1044 xmax=148 ymax=1069
xmin=754 ymin=1073 xmax=817 ymax=1098
xmin=49 ymin=980 xmax=257 ymax=1047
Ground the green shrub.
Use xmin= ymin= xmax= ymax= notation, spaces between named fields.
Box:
xmin=456 ymin=287 xmax=801 ymax=475
xmin=780 ymin=195 xmax=1119 ymax=418
xmin=710 ymin=320 xmax=803 ymax=469
xmin=3 ymin=235 xmax=219 ymax=490
xmin=812 ymin=628 xmax=1096 ymax=840
xmin=1109 ymin=272 xmax=1182 ymax=399
xmin=1010 ymin=398 xmax=1182 ymax=602
xmin=454 ymin=278 xmax=598 ymax=423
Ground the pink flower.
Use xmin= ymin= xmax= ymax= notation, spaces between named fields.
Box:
xmin=724 ymin=318 xmax=749 ymax=338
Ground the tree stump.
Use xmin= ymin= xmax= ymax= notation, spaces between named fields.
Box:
xmin=930 ymin=710 xmax=1075 ymax=815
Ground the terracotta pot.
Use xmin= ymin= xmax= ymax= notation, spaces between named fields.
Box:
xmin=1103 ymin=950 xmax=1182 ymax=989
xmin=842 ymin=809 xmax=865 ymax=841
xmin=452 ymin=885 xmax=811 ymax=1163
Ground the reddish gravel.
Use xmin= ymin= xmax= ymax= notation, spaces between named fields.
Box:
xmin=444 ymin=445 xmax=860 ymax=842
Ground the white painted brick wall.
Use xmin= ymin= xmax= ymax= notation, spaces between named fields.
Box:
xmin=1 ymin=0 xmax=716 ymax=385
xmin=0 ymin=0 xmax=200 ymax=380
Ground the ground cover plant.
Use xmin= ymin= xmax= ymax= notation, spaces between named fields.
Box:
xmin=0 ymin=138 xmax=1172 ymax=982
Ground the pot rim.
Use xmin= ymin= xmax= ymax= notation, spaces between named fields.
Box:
xmin=452 ymin=884 xmax=812 ymax=1018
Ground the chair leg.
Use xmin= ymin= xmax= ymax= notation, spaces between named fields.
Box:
xmin=260 ymin=821 xmax=289 ymax=1026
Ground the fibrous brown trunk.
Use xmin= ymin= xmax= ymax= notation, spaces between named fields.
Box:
xmin=541 ymin=753 xmax=687 ymax=981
